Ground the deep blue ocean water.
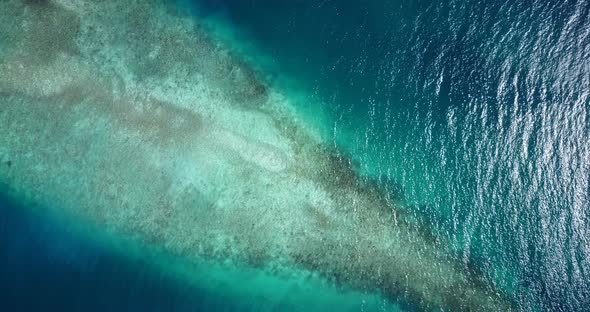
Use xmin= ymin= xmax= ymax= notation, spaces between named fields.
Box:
xmin=1 ymin=0 xmax=589 ymax=311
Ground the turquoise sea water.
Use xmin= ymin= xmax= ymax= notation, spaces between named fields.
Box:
xmin=1 ymin=0 xmax=589 ymax=311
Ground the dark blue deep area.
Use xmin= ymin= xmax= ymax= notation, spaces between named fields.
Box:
xmin=0 ymin=192 xmax=220 ymax=312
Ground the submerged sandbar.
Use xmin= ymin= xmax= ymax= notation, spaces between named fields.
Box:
xmin=0 ymin=0 xmax=513 ymax=310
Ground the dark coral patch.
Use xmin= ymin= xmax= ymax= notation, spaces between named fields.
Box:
xmin=22 ymin=0 xmax=50 ymax=7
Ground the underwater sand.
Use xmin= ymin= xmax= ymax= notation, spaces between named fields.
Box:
xmin=0 ymin=0 xmax=558 ymax=311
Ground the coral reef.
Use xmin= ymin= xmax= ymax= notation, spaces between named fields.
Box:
xmin=0 ymin=0 xmax=513 ymax=310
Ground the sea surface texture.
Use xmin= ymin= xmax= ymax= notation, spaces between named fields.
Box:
xmin=0 ymin=0 xmax=589 ymax=311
